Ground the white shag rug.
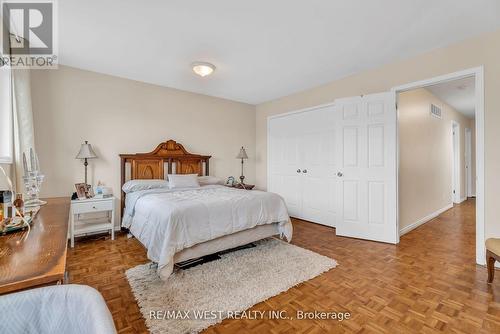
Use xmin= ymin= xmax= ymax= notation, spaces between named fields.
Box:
xmin=126 ymin=238 xmax=337 ymax=334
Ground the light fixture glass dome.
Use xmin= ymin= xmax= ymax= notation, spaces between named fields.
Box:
xmin=192 ymin=62 xmax=215 ymax=77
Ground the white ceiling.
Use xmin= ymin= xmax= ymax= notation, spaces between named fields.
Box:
xmin=426 ymin=77 xmax=476 ymax=118
xmin=59 ymin=1 xmax=500 ymax=105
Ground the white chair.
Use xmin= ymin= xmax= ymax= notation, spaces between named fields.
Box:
xmin=0 ymin=284 xmax=117 ymax=334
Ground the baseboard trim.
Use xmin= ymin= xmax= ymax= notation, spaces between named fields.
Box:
xmin=399 ymin=203 xmax=454 ymax=236
xmin=453 ymin=197 xmax=467 ymax=204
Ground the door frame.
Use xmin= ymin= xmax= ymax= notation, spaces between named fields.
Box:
xmin=451 ymin=120 xmax=461 ymax=204
xmin=391 ymin=66 xmax=485 ymax=265
xmin=465 ymin=128 xmax=473 ymax=198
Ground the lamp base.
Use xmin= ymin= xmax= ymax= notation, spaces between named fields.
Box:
xmin=239 ymin=175 xmax=245 ymax=184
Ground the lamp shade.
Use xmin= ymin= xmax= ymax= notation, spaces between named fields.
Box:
xmin=75 ymin=141 xmax=97 ymax=159
xmin=236 ymin=146 xmax=248 ymax=159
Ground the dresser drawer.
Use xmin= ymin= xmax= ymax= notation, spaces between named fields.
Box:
xmin=71 ymin=199 xmax=114 ymax=214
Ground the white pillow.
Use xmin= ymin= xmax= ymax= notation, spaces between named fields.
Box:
xmin=198 ymin=176 xmax=224 ymax=186
xmin=122 ymin=179 xmax=169 ymax=194
xmin=168 ymin=174 xmax=200 ymax=189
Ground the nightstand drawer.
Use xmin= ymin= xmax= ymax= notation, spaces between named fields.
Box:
xmin=72 ymin=199 xmax=113 ymax=214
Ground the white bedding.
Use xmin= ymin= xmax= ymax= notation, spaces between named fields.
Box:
xmin=122 ymin=185 xmax=292 ymax=278
xmin=0 ymin=285 xmax=116 ymax=334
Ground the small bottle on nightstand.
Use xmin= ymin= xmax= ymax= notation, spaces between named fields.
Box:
xmin=13 ymin=194 xmax=24 ymax=217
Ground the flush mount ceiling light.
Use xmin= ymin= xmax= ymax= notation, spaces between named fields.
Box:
xmin=191 ymin=62 xmax=215 ymax=77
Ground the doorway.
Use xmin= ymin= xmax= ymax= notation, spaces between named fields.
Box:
xmin=267 ymin=67 xmax=484 ymax=264
xmin=393 ymin=67 xmax=484 ymax=265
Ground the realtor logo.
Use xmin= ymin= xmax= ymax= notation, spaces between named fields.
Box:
xmin=1 ymin=0 xmax=58 ymax=68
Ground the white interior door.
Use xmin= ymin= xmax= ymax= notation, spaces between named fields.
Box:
xmin=334 ymin=92 xmax=398 ymax=243
xmin=269 ymin=114 xmax=302 ymax=218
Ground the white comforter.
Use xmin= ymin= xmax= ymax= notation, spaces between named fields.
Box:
xmin=122 ymin=185 xmax=292 ymax=278
xmin=0 ymin=285 xmax=116 ymax=334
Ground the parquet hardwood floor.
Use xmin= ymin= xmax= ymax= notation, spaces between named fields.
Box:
xmin=67 ymin=199 xmax=500 ymax=333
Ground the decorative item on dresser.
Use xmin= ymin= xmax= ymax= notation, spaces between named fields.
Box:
xmin=75 ymin=141 xmax=98 ymax=186
xmin=0 ymin=198 xmax=69 ymax=295
xmin=69 ymin=196 xmax=115 ymax=248
xmin=1 ymin=162 xmax=39 ymax=236
xmin=22 ymin=148 xmax=47 ymax=207
xmin=119 ymin=139 xmax=211 ymax=215
xmin=236 ymin=146 xmax=248 ymax=184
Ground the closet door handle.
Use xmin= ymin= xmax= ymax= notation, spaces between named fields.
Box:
xmin=296 ymin=169 xmax=301 ymax=173
xmin=302 ymin=169 xmax=308 ymax=173
xmin=337 ymin=172 xmax=343 ymax=177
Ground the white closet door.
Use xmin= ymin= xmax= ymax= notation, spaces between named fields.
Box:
xmin=269 ymin=114 xmax=302 ymax=218
xmin=335 ymin=92 xmax=397 ymax=243
xmin=325 ymin=106 xmax=339 ymax=227
xmin=299 ymin=106 xmax=335 ymax=226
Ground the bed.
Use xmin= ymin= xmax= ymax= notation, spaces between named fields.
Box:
xmin=120 ymin=140 xmax=293 ymax=279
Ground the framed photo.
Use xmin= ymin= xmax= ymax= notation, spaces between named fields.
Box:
xmin=86 ymin=185 xmax=94 ymax=198
xmin=75 ymin=183 xmax=87 ymax=200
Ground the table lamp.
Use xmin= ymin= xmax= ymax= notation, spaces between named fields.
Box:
xmin=76 ymin=141 xmax=97 ymax=185
xmin=236 ymin=146 xmax=248 ymax=184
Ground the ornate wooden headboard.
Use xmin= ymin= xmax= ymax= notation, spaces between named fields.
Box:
xmin=119 ymin=139 xmax=211 ymax=215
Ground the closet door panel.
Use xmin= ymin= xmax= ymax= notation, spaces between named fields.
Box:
xmin=280 ymin=174 xmax=301 ymax=217
xmin=268 ymin=116 xmax=302 ymax=218
xmin=325 ymin=107 xmax=339 ymax=227
xmin=300 ymin=107 xmax=335 ymax=226
xmin=300 ymin=132 xmax=327 ymax=224
xmin=269 ymin=105 xmax=339 ymax=227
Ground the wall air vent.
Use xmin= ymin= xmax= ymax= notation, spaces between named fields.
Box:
xmin=430 ymin=103 xmax=442 ymax=119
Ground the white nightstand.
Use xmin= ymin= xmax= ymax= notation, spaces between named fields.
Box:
xmin=69 ymin=196 xmax=115 ymax=248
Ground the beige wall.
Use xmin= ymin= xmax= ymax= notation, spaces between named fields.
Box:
xmin=398 ymin=88 xmax=472 ymax=231
xmin=31 ymin=65 xmax=256 ymax=202
xmin=256 ymin=29 xmax=500 ymax=240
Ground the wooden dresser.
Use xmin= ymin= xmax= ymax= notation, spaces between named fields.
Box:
xmin=0 ymin=198 xmax=69 ymax=295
